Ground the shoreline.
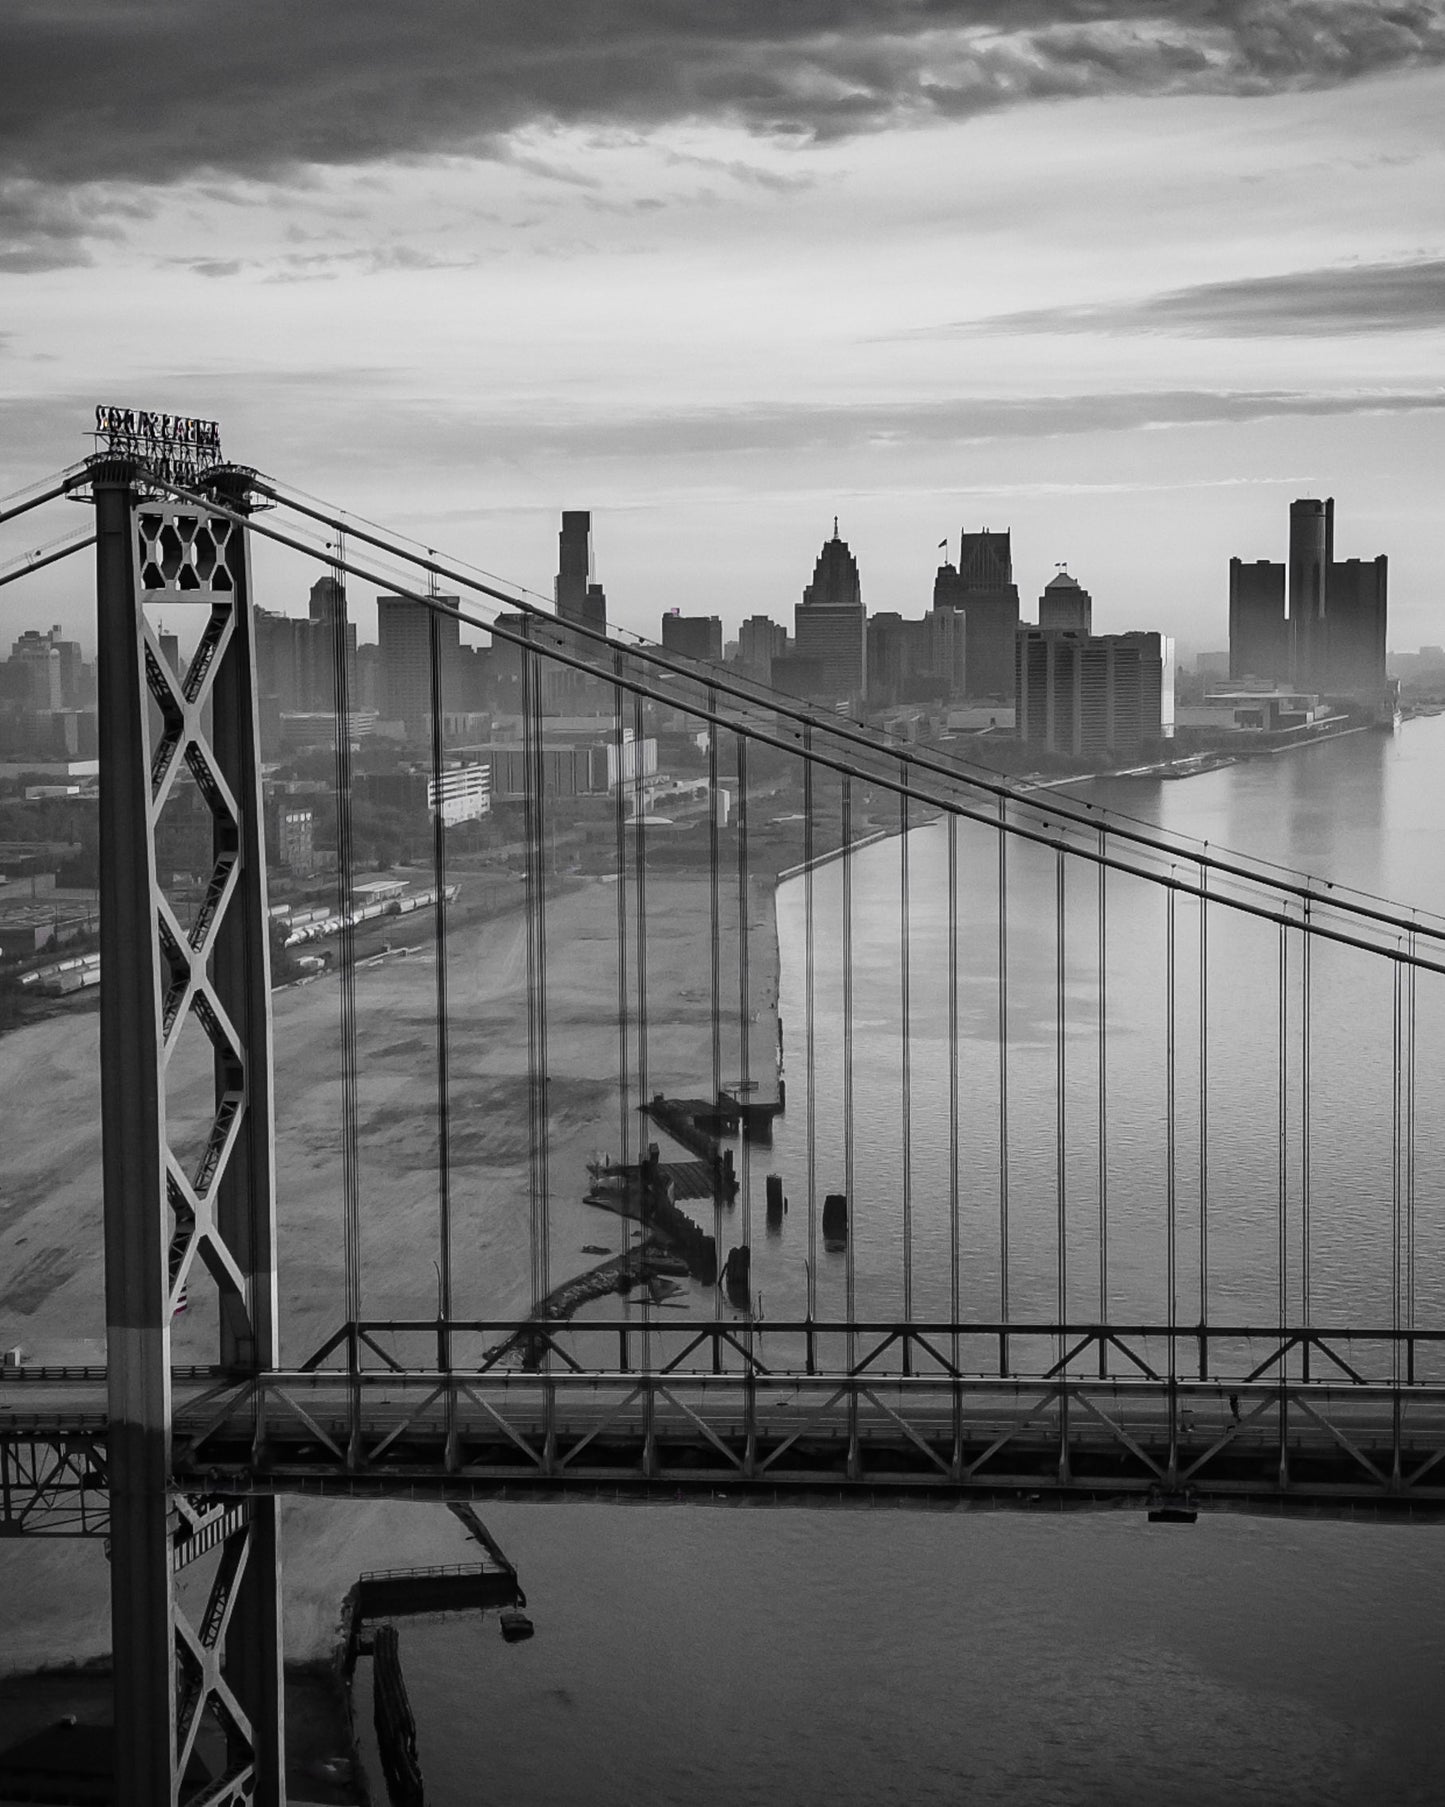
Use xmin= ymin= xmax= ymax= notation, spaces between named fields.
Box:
xmin=1 ymin=861 xmax=781 ymax=1685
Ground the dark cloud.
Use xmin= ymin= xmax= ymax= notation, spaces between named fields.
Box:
xmin=2 ymin=2 xmax=1443 ymax=192
xmin=0 ymin=180 xmax=105 ymax=271
xmin=952 ymin=259 xmax=1445 ymax=337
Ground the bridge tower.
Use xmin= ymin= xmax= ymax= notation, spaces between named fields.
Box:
xmin=93 ymin=454 xmax=284 ymax=1804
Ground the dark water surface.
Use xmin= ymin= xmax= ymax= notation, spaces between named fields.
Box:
xmin=392 ymin=720 xmax=1445 ymax=1806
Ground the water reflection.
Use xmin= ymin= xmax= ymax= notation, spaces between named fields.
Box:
xmin=399 ymin=719 xmax=1445 ymax=1807
xmin=753 ymin=723 xmax=1444 ymax=1354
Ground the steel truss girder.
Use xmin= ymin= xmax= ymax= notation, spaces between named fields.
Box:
xmin=296 ymin=1316 xmax=1445 ymax=1389
xmin=56 ymin=1365 xmax=1432 ymax=1510
xmin=94 ymin=459 xmax=283 ymax=1807
xmin=0 ymin=1432 xmax=108 ymax=1536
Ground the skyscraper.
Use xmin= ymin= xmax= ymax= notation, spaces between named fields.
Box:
xmin=555 ymin=511 xmax=607 ymax=632
xmin=933 ymin=528 xmax=1019 ymax=698
xmin=1038 ymin=570 xmax=1092 ymax=633
xmin=308 ymin=575 xmax=346 ymax=624
xmin=737 ymin=615 xmax=788 ymax=684
xmin=660 ymin=612 xmax=723 ymax=663
xmin=8 ymin=630 xmax=63 ymax=712
xmin=378 ymin=593 xmax=460 ymax=736
xmin=1228 ymin=559 xmax=1288 ymax=681
xmin=1289 ymin=498 xmax=1333 ymax=691
xmin=794 ymin=522 xmax=866 ymax=699
xmin=1228 ymin=499 xmax=1388 ymax=706
xmin=1326 ymin=556 xmax=1388 ymax=694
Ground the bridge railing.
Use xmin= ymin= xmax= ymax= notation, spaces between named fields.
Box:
xmin=281 ymin=1318 xmax=1445 ymax=1387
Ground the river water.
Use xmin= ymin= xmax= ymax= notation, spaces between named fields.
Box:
xmin=383 ymin=718 xmax=1445 ymax=1806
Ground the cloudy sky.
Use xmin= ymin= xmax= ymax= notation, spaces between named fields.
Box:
xmin=1 ymin=0 xmax=1442 ymax=655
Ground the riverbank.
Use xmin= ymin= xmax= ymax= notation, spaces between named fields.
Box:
xmin=1 ymin=862 xmax=779 ymax=1674
xmin=0 ymin=1657 xmax=363 ymax=1803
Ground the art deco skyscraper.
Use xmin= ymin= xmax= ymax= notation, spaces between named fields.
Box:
xmin=1038 ymin=570 xmax=1092 ymax=633
xmin=794 ymin=521 xmax=866 ymax=699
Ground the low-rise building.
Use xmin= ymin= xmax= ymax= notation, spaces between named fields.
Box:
xmin=427 ymin=762 xmax=491 ymax=825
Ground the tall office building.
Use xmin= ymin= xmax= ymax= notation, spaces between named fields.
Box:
xmin=378 ymin=593 xmax=460 ymax=736
xmin=1289 ymin=498 xmax=1333 ymax=691
xmin=8 ymin=630 xmax=63 ymax=712
xmin=555 ymin=511 xmax=608 ymax=632
xmin=1228 ymin=499 xmax=1388 ymax=706
xmin=736 ymin=614 xmax=788 ymax=684
xmin=308 ymin=575 xmax=346 ymax=625
xmin=660 ymin=612 xmax=723 ymax=663
xmin=933 ymin=528 xmax=1019 ymax=698
xmin=1228 ymin=559 xmax=1288 ymax=681
xmin=1326 ymin=556 xmax=1388 ymax=694
xmin=866 ymin=613 xmax=928 ymax=704
xmin=1038 ymin=570 xmax=1092 ymax=633
xmin=253 ymin=578 xmax=356 ymax=726
xmin=928 ymin=604 xmax=967 ymax=701
xmin=865 ymin=608 xmax=967 ymax=705
xmin=1016 ymin=628 xmax=1167 ymax=758
xmin=794 ymin=523 xmax=866 ymax=700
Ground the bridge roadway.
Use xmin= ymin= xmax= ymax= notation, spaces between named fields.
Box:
xmin=7 ymin=1327 xmax=1445 ymax=1522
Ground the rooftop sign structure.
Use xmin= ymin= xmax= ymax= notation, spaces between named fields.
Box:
xmin=92 ymin=405 xmax=222 ymax=489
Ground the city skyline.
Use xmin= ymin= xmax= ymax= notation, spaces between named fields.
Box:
xmin=1 ymin=5 xmax=1442 ymax=650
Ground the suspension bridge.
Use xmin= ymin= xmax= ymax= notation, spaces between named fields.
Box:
xmin=1 ymin=426 xmax=1443 ymax=1802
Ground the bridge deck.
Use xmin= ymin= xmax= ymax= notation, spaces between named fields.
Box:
xmin=7 ymin=1362 xmax=1445 ymax=1526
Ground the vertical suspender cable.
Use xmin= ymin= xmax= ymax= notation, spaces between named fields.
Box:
xmin=1301 ymin=896 xmax=1312 ymax=1328
xmin=1393 ymin=944 xmax=1403 ymax=1381
xmin=330 ymin=536 xmax=361 ymax=1341
xmin=709 ymin=688 xmax=724 ymax=1284
xmin=1098 ymin=826 xmax=1108 ymax=1328
xmin=804 ymin=726 xmax=818 ymax=1330
xmin=537 ymin=644 xmax=551 ymax=1308
xmin=521 ymin=624 xmax=551 ymax=1308
xmin=1198 ymin=860 xmax=1209 ymax=1330
xmin=1056 ymin=846 xmax=1067 ymax=1354
xmin=735 ymin=733 xmax=752 ymax=1325
xmin=899 ymin=767 xmax=913 ymax=1332
xmin=427 ymin=589 xmax=452 ymax=1350
xmin=613 ymin=665 xmax=631 ymax=1173
xmin=997 ymin=794 xmax=1009 ymax=1368
xmin=1407 ymin=927 xmax=1417 ymax=1337
xmin=947 ymin=809 xmax=960 ymax=1355
xmin=1166 ymin=883 xmax=1177 ymax=1362
xmin=1278 ymin=923 xmax=1289 ymax=1332
xmin=842 ymin=776 xmax=857 ymax=1365
xmin=521 ymin=624 xmax=540 ymax=1308
xmin=633 ymin=693 xmax=651 ymax=1363
xmin=632 ymin=693 xmax=650 ymax=1113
